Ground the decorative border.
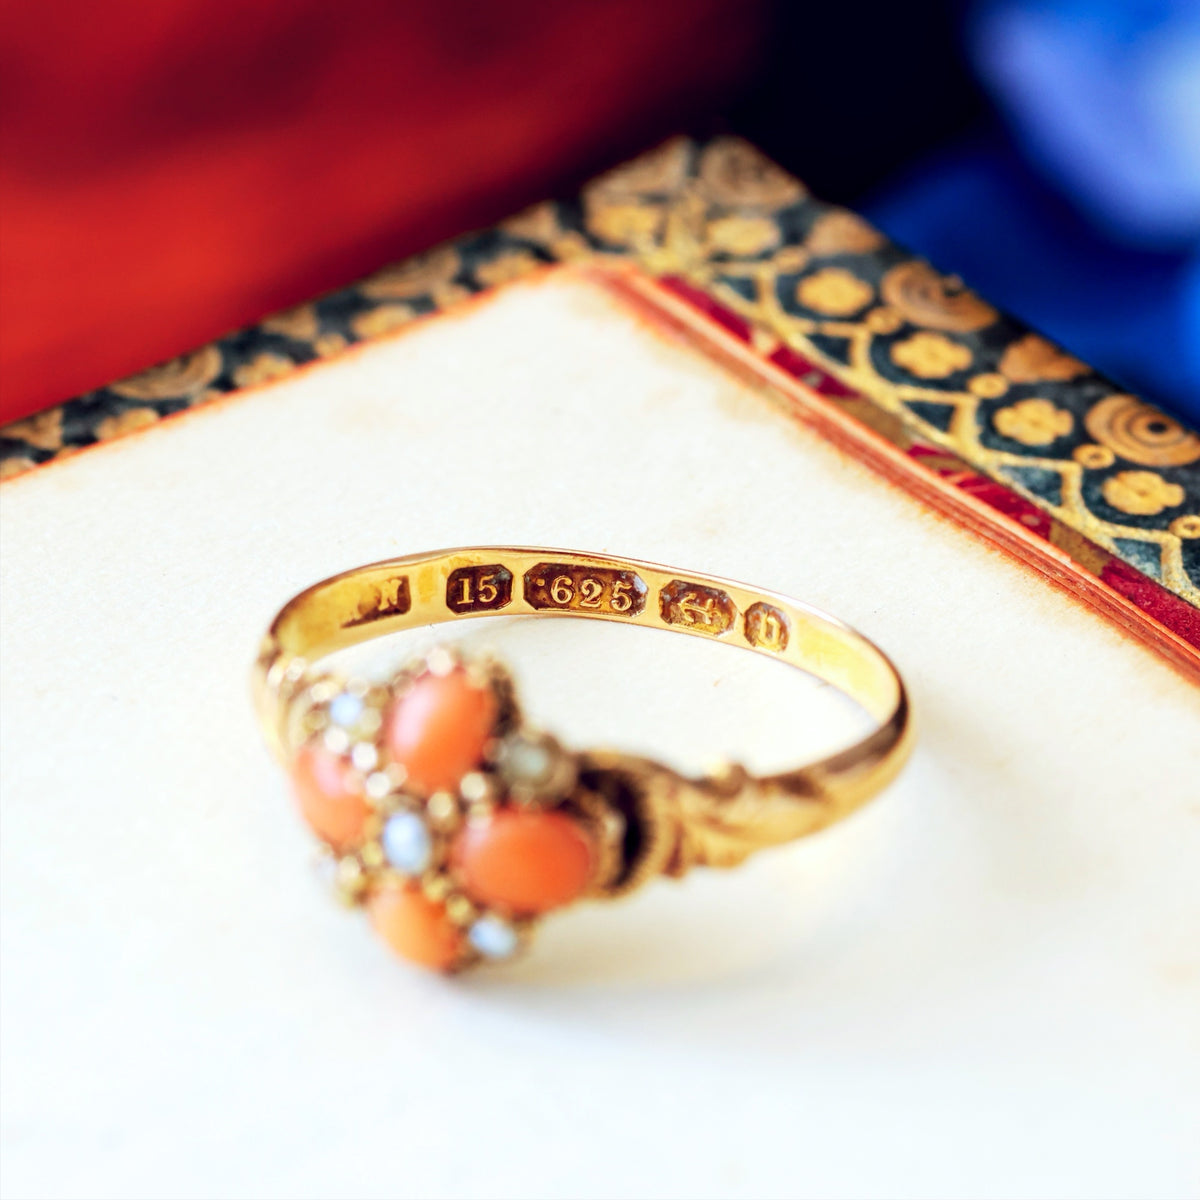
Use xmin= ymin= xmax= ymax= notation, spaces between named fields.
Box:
xmin=3 ymin=137 xmax=1197 ymax=662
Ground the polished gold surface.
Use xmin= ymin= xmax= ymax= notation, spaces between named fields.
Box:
xmin=256 ymin=548 xmax=913 ymax=894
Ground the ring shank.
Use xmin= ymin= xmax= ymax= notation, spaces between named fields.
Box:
xmin=255 ymin=548 xmax=913 ymax=852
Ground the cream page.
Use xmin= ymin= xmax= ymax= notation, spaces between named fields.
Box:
xmin=2 ymin=268 xmax=1198 ymax=1200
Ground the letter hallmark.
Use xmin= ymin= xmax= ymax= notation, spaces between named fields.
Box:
xmin=345 ymin=576 xmax=411 ymax=626
xmin=743 ymin=601 xmax=790 ymax=652
xmin=524 ymin=564 xmax=647 ymax=616
xmin=659 ymin=580 xmax=736 ymax=636
xmin=446 ymin=564 xmax=513 ymax=614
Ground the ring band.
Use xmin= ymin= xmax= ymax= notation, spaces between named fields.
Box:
xmin=254 ymin=548 xmax=914 ymax=972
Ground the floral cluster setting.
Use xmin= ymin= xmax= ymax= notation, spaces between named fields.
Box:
xmin=284 ymin=646 xmax=624 ymax=971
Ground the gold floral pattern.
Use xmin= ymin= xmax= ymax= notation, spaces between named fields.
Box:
xmin=109 ymin=345 xmax=222 ymax=400
xmin=999 ymin=334 xmax=1087 ymax=383
xmin=1084 ymin=394 xmax=1200 ymax=467
xmin=890 ymin=332 xmax=973 ymax=379
xmin=500 ymin=201 xmax=562 ymax=244
xmin=2 ymin=136 xmax=1196 ymax=619
xmin=584 ymin=198 xmax=664 ymax=248
xmin=313 ymin=332 xmax=349 ymax=358
xmin=260 ymin=304 xmax=320 ymax=341
xmin=95 ymin=407 xmax=160 ymax=441
xmin=1102 ymin=471 xmax=1185 ymax=516
xmin=0 ymin=455 xmax=36 ymax=480
xmin=349 ymin=305 xmax=417 ymax=339
xmin=473 ymin=251 xmax=543 ymax=288
xmin=706 ymin=215 xmax=779 ymax=257
xmin=796 ymin=268 xmax=874 ymax=316
xmin=880 ymin=262 xmax=997 ymax=333
xmin=994 ymin=399 xmax=1074 ymax=446
xmin=232 ymin=353 xmax=294 ymax=388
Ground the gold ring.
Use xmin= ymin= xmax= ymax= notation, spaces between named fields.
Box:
xmin=254 ymin=548 xmax=914 ymax=972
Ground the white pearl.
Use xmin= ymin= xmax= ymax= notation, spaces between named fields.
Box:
xmin=468 ymin=915 xmax=519 ymax=960
xmin=381 ymin=812 xmax=432 ymax=875
xmin=328 ymin=692 xmax=365 ymax=729
xmin=501 ymin=737 xmax=554 ymax=784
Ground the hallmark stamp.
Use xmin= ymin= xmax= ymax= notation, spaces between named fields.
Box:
xmin=345 ymin=576 xmax=411 ymax=626
xmin=658 ymin=580 xmax=736 ymax=635
xmin=446 ymin=564 xmax=513 ymax=613
xmin=743 ymin=602 xmax=790 ymax=651
xmin=524 ymin=563 xmax=647 ymax=616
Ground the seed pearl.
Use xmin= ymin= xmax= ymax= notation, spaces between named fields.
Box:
xmin=381 ymin=811 xmax=433 ymax=875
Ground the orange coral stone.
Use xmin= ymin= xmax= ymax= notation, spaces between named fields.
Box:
xmin=385 ymin=667 xmax=497 ymax=794
xmin=452 ymin=808 xmax=595 ymax=916
xmin=291 ymin=745 xmax=370 ymax=852
xmin=368 ymin=883 xmax=463 ymax=971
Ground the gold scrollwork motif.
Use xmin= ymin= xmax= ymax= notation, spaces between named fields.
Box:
xmin=805 ymin=209 xmax=884 ymax=256
xmin=1084 ymin=394 xmax=1200 ymax=467
xmin=697 ymin=138 xmax=805 ymax=209
xmin=999 ymin=334 xmax=1088 ymax=383
xmin=589 ymin=138 xmax=692 ymax=201
xmin=360 ymin=246 xmax=462 ymax=301
xmin=880 ymin=262 xmax=997 ymax=333
xmin=1 ymin=409 xmax=63 ymax=451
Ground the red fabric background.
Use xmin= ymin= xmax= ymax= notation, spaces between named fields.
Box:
xmin=0 ymin=0 xmax=761 ymax=422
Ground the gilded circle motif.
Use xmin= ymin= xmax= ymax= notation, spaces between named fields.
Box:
xmin=865 ymin=306 xmax=904 ymax=334
xmin=1101 ymin=470 xmax=1185 ymax=516
xmin=1084 ymin=394 xmax=1200 ymax=467
xmin=880 ymin=262 xmax=997 ymax=333
xmin=796 ymin=268 xmax=874 ymax=316
xmin=1169 ymin=515 xmax=1200 ymax=539
xmin=968 ymin=373 xmax=1009 ymax=398
xmin=109 ymin=345 xmax=222 ymax=400
xmin=1073 ymin=443 xmax=1116 ymax=469
xmin=890 ymin=332 xmax=973 ymax=379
